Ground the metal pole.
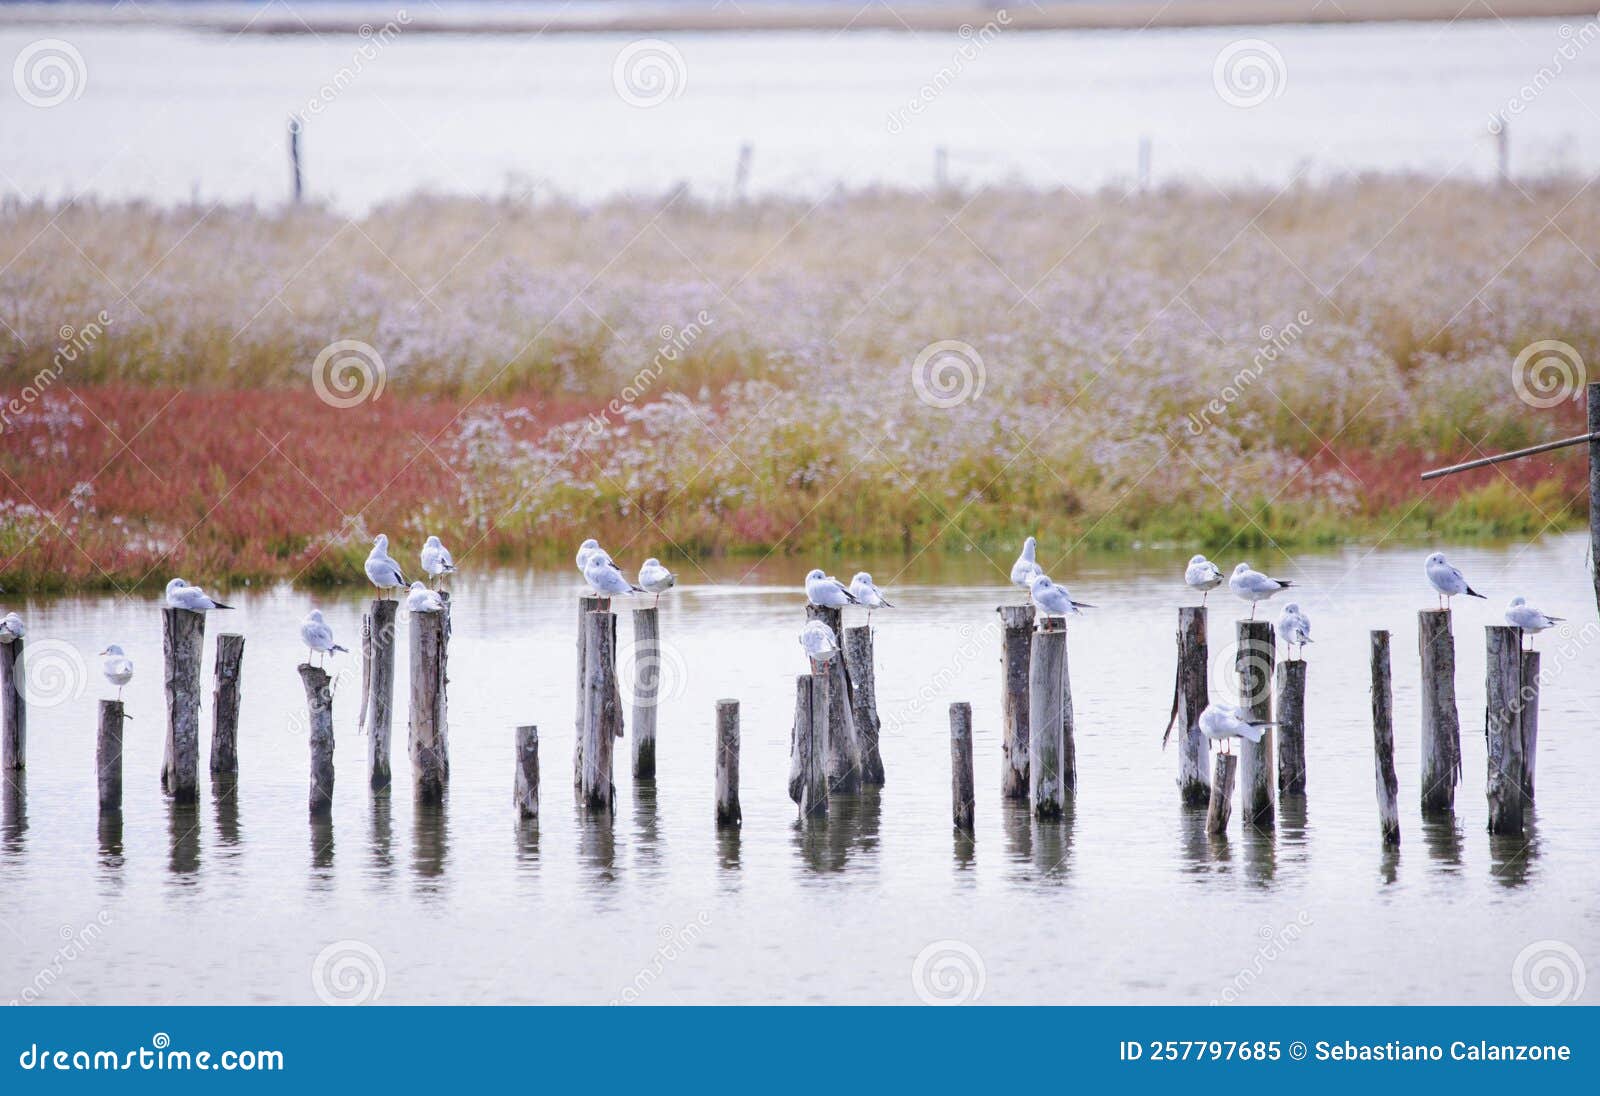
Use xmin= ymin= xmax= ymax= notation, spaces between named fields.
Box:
xmin=1419 ymin=431 xmax=1598 ymax=480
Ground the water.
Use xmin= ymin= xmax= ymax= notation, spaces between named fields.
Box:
xmin=4 ymin=17 xmax=1599 ymax=209
xmin=0 ymin=535 xmax=1594 ymax=1004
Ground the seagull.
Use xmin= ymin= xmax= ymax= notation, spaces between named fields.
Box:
xmin=165 ymin=578 xmax=233 ymax=613
xmin=406 ymin=581 xmax=444 ymax=614
xmin=576 ymin=538 xmax=603 ymax=576
xmin=1425 ymin=552 xmax=1485 ymax=610
xmin=799 ymin=619 xmax=840 ymax=674
xmin=98 ymin=644 xmax=133 ymax=701
xmin=365 ymin=534 xmax=408 ymax=597
xmin=420 ymin=535 xmax=456 ymax=588
xmin=1229 ymin=563 xmax=1292 ymax=619
xmin=585 ymin=555 xmax=643 ymax=599
xmin=1199 ymin=702 xmax=1276 ymax=755
xmin=1029 ymin=573 xmax=1093 ymax=618
xmin=804 ymin=569 xmax=857 ymax=608
xmin=0 ymin=612 xmax=24 ymax=642
xmin=1185 ymin=554 xmax=1224 ymax=604
xmin=1010 ymin=536 xmax=1043 ymax=595
xmin=1505 ymin=597 xmax=1562 ymax=649
xmin=638 ymin=558 xmax=676 ymax=607
xmin=849 ymin=572 xmax=894 ymax=622
xmin=1276 ymin=602 xmax=1313 ymax=660
xmin=299 ymin=609 xmax=349 ymax=666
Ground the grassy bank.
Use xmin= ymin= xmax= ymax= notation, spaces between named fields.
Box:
xmin=1 ymin=180 xmax=1594 ymax=591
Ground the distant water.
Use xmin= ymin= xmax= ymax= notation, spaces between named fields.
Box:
xmin=0 ymin=537 xmax=1595 ymax=1004
xmin=2 ymin=18 xmax=1597 ymax=209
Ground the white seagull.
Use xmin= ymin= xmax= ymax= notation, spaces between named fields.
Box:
xmin=1424 ymin=552 xmax=1485 ymax=610
xmin=165 ymin=578 xmax=233 ymax=613
xmin=585 ymin=555 xmax=642 ymax=599
xmin=1010 ymin=536 xmax=1043 ymax=595
xmin=365 ymin=534 xmax=408 ymax=596
xmin=1276 ymin=602 xmax=1313 ymax=660
xmin=406 ymin=581 xmax=445 ymax=614
xmin=420 ymin=535 xmax=456 ymax=588
xmin=1185 ymin=554 xmax=1225 ymax=604
xmin=849 ymin=572 xmax=894 ymax=621
xmin=1229 ymin=563 xmax=1292 ymax=619
xmin=638 ymin=558 xmax=676 ymax=606
xmin=1029 ymin=573 xmax=1093 ymax=618
xmin=0 ymin=612 xmax=24 ymax=642
xmin=1505 ymin=597 xmax=1562 ymax=649
xmin=1199 ymin=702 xmax=1275 ymax=755
xmin=805 ymin=569 xmax=857 ymax=608
xmin=98 ymin=644 xmax=133 ymax=700
xmin=299 ymin=609 xmax=349 ymax=666
xmin=576 ymin=538 xmax=603 ymax=576
xmin=799 ymin=619 xmax=840 ymax=674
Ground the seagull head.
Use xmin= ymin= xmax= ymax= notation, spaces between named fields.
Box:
xmin=1232 ymin=562 xmax=1251 ymax=576
xmin=805 ymin=568 xmax=826 ymax=582
xmin=1189 ymin=554 xmax=1209 ymax=565
xmin=373 ymin=534 xmax=389 ymax=552
xmin=1028 ymin=573 xmax=1053 ymax=594
xmin=1425 ymin=551 xmax=1446 ymax=566
xmin=643 ymin=557 xmax=660 ymax=568
xmin=1022 ymin=536 xmax=1037 ymax=558
xmin=852 ymin=571 xmax=872 ymax=585
xmin=425 ymin=535 xmax=442 ymax=548
xmin=307 ymin=609 xmax=326 ymax=623
xmin=580 ymin=538 xmax=599 ymax=552
xmin=408 ymin=581 xmax=428 ymax=593
xmin=165 ymin=578 xmax=188 ymax=595
xmin=99 ymin=644 xmax=124 ymax=657
xmin=1281 ymin=602 xmax=1300 ymax=614
xmin=1508 ymin=596 xmax=1527 ymax=608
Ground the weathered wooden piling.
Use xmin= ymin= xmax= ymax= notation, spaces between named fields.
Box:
xmin=998 ymin=604 xmax=1034 ymax=799
xmin=209 ymin=633 xmax=244 ymax=774
xmin=300 ymin=664 xmax=335 ymax=816
xmin=1275 ymin=658 xmax=1307 ymax=796
xmin=161 ymin=607 xmax=205 ymax=802
xmin=1370 ymin=630 xmax=1399 ymax=846
xmin=0 ymin=636 xmax=23 ymax=772
xmin=793 ymin=674 xmax=829 ymax=819
xmin=574 ymin=594 xmax=605 ymax=785
xmin=715 ymin=699 xmax=741 ymax=828
xmin=631 ymin=607 xmax=659 ymax=780
xmin=805 ymin=605 xmax=859 ymax=791
xmin=579 ymin=609 xmax=620 ymax=814
xmin=97 ymin=699 xmax=123 ymax=814
xmin=949 ymin=701 xmax=975 ymax=832
xmin=1418 ymin=608 xmax=1462 ymax=812
xmin=364 ymin=598 xmax=397 ymax=790
xmin=843 ymin=625 xmax=885 ymax=786
xmin=514 ymin=724 xmax=540 ymax=821
xmin=1520 ymin=649 xmax=1541 ymax=800
xmin=409 ymin=602 xmax=449 ymax=803
xmin=1206 ymin=752 xmax=1237 ymax=835
xmin=1590 ymin=380 xmax=1600 ymax=616
xmin=1028 ymin=619 xmax=1067 ymax=819
xmin=1166 ymin=606 xmax=1209 ymax=805
xmin=1485 ymin=625 xmax=1525 ymax=835
xmin=1236 ymin=620 xmax=1275 ymax=828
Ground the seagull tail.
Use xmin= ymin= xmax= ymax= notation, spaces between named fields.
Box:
xmin=843 ymin=591 xmax=860 ymax=604
xmin=1073 ymin=600 xmax=1096 ymax=609
xmin=332 ymin=644 xmax=349 ymax=654
xmin=1278 ymin=580 xmax=1294 ymax=588
xmin=213 ymin=601 xmax=235 ymax=610
xmin=1466 ymin=586 xmax=1487 ymax=599
xmin=631 ymin=585 xmax=647 ymax=593
xmin=880 ymin=597 xmax=895 ymax=608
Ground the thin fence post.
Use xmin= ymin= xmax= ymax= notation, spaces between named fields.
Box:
xmin=631 ymin=606 xmax=659 ymax=780
xmin=1370 ymin=630 xmax=1399 ymax=846
xmin=574 ymin=594 xmax=604 ymax=785
xmin=365 ymin=598 xmax=397 ymax=790
xmin=716 ymin=699 xmax=741 ymax=829
xmin=1028 ymin=619 xmax=1066 ymax=819
xmin=1236 ymin=620 xmax=1275 ymax=828
xmin=579 ymin=609 xmax=619 ymax=814
xmin=1168 ymin=606 xmax=1209 ymax=805
xmin=1275 ymin=658 xmax=1307 ymax=796
xmin=409 ymin=603 xmax=449 ymax=803
xmin=1418 ymin=608 xmax=1462 ymax=812
xmin=514 ymin=725 xmax=540 ymax=821
xmin=843 ymin=625 xmax=884 ymax=786
xmin=1485 ymin=625 xmax=1525 ymax=835
xmin=210 ymin=633 xmax=244 ymax=774
xmin=98 ymin=699 xmax=124 ymax=814
xmin=998 ymin=604 xmax=1034 ymax=799
xmin=162 ymin=608 xmax=205 ymax=802
xmin=0 ymin=637 xmax=23 ymax=772
xmin=1206 ymin=752 xmax=1236 ymax=835
xmin=949 ymin=701 xmax=975 ymax=832
xmin=300 ymin=664 xmax=334 ymax=816
xmin=1520 ymin=649 xmax=1541 ymax=801
xmin=289 ymin=116 xmax=303 ymax=203
xmin=804 ymin=604 xmax=859 ymax=792
xmin=794 ymin=674 xmax=828 ymax=819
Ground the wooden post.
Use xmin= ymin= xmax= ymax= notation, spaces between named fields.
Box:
xmin=1590 ymin=382 xmax=1600 ymax=617
xmin=0 ymin=637 xmax=23 ymax=772
xmin=805 ymin=605 xmax=859 ymax=792
xmin=300 ymin=664 xmax=335 ymax=816
xmin=716 ymin=699 xmax=741 ymax=828
xmin=289 ymin=116 xmax=303 ymax=202
xmin=97 ymin=699 xmax=123 ymax=814
xmin=631 ymin=607 xmax=659 ymax=780
xmin=1206 ymin=752 xmax=1237 ymax=835
xmin=843 ymin=625 xmax=885 ymax=786
xmin=579 ymin=609 xmax=619 ymax=814
xmin=365 ymin=598 xmax=397 ymax=790
xmin=514 ymin=725 xmax=540 ymax=821
xmin=1275 ymin=659 xmax=1307 ymax=796
xmin=998 ymin=604 xmax=1034 ymax=799
xmin=161 ymin=608 xmax=205 ymax=802
xmin=950 ymin=701 xmax=975 ymax=832
xmin=1028 ymin=619 xmax=1066 ymax=819
xmin=1485 ymin=625 xmax=1525 ymax=835
xmin=1520 ymin=650 xmax=1541 ymax=800
xmin=1370 ymin=631 xmax=1400 ymax=846
xmin=794 ymin=674 xmax=828 ymax=819
xmin=209 ymin=633 xmax=244 ymax=774
xmin=574 ymin=594 xmax=604 ymax=785
xmin=1236 ymin=620 xmax=1275 ymax=828
xmin=409 ymin=603 xmax=449 ymax=803
xmin=1166 ymin=606 xmax=1209 ymax=805
xmin=1418 ymin=608 xmax=1462 ymax=812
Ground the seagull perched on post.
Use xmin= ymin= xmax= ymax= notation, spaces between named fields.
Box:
xmin=165 ymin=578 xmax=233 ymax=613
xmin=0 ymin=612 xmax=24 ymax=641
xmin=638 ymin=558 xmax=676 ymax=607
xmin=1199 ymin=702 xmax=1275 ymax=755
xmin=1028 ymin=573 xmax=1093 ymax=619
xmin=1185 ymin=555 xmax=1224 ymax=604
xmin=98 ymin=644 xmax=133 ymax=700
xmin=849 ymin=572 xmax=894 ymax=622
xmin=406 ymin=581 xmax=444 ymax=614
xmin=585 ymin=554 xmax=643 ymax=599
xmin=576 ymin=538 xmax=603 ymax=577
xmin=1228 ymin=563 xmax=1292 ymax=619
xmin=365 ymin=535 xmax=407 ymax=597
xmin=1424 ymin=552 xmax=1484 ymax=610
xmin=1276 ymin=603 xmax=1312 ymax=660
xmin=299 ymin=609 xmax=348 ymax=667
xmin=1010 ymin=536 xmax=1043 ymax=596
xmin=799 ymin=619 xmax=840 ymax=675
xmin=420 ymin=536 xmax=456 ymax=588
xmin=805 ymin=569 xmax=857 ymax=608
xmin=1505 ymin=597 xmax=1562 ymax=649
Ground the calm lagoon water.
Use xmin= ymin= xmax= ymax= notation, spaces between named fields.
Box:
xmin=0 ymin=535 xmax=1595 ymax=1004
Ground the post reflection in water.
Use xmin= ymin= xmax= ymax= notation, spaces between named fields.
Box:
xmin=369 ymin=795 xmax=394 ymax=883
xmin=2 ymin=770 xmax=26 ymax=855
xmin=790 ymin=789 xmax=882 ymax=875
xmin=167 ymin=799 xmax=200 ymax=878
xmin=576 ymin=804 xmax=617 ymax=884
xmin=97 ymin=811 xmax=124 ymax=877
xmin=1241 ymin=824 xmax=1277 ymax=887
xmin=211 ymin=774 xmax=241 ymax=857
xmin=311 ymin=812 xmax=335 ymax=876
xmin=632 ymin=783 xmax=662 ymax=881
xmin=412 ymin=793 xmax=449 ymax=890
xmin=716 ymin=827 xmax=741 ymax=874
xmin=1421 ymin=811 xmax=1464 ymax=870
xmin=1489 ymin=809 xmax=1540 ymax=889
